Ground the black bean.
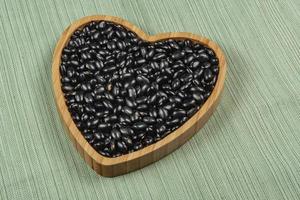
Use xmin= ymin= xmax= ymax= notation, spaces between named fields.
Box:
xmin=143 ymin=136 xmax=154 ymax=145
xmin=211 ymin=57 xmax=219 ymax=65
xmin=66 ymin=67 xmax=75 ymax=78
xmin=156 ymin=125 xmax=166 ymax=134
xmin=172 ymin=51 xmax=185 ymax=60
xmin=136 ymin=96 xmax=147 ymax=104
xmin=185 ymin=55 xmax=194 ymax=64
xmin=125 ymin=98 xmax=136 ymax=108
xmin=158 ymin=108 xmax=169 ymax=119
xmin=204 ymin=68 xmax=213 ymax=81
xmin=143 ymin=116 xmax=156 ymax=124
xmin=187 ymin=107 xmax=198 ymax=117
xmin=182 ymin=99 xmax=196 ymax=108
xmin=120 ymin=127 xmax=134 ymax=135
xmin=140 ymin=84 xmax=149 ymax=94
xmin=136 ymin=75 xmax=150 ymax=84
xmin=166 ymin=118 xmax=180 ymax=127
xmin=70 ymin=60 xmax=79 ymax=66
xmin=137 ymin=104 xmax=148 ymax=111
xmin=146 ymin=49 xmax=155 ymax=59
xmin=198 ymin=53 xmax=209 ymax=62
xmin=128 ymin=87 xmax=137 ymax=99
xmin=130 ymin=111 xmax=140 ymax=122
xmin=172 ymin=109 xmax=186 ymax=118
xmin=153 ymin=53 xmax=166 ymax=61
xmin=94 ymin=132 xmax=105 ymax=140
xmin=104 ymin=115 xmax=118 ymax=123
xmin=74 ymin=92 xmax=83 ymax=103
xmin=111 ymin=128 xmax=121 ymax=140
xmin=62 ymin=84 xmax=73 ymax=92
xmin=103 ymin=100 xmax=113 ymax=110
xmin=132 ymin=122 xmax=147 ymax=130
xmin=191 ymin=60 xmax=200 ymax=69
xmin=133 ymin=142 xmax=143 ymax=150
xmin=192 ymin=91 xmax=204 ymax=102
xmin=84 ymin=93 xmax=93 ymax=103
xmin=169 ymin=96 xmax=182 ymax=104
xmin=119 ymin=115 xmax=131 ymax=124
xmin=103 ymin=65 xmax=117 ymax=73
xmin=98 ymin=123 xmax=111 ymax=131
xmin=122 ymin=106 xmax=133 ymax=115
xmin=149 ymin=110 xmax=158 ymax=118
xmin=211 ymin=65 xmax=219 ymax=74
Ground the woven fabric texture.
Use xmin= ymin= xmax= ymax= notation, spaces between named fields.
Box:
xmin=0 ymin=0 xmax=299 ymax=199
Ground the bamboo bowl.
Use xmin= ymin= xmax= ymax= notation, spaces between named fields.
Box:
xmin=52 ymin=15 xmax=227 ymax=177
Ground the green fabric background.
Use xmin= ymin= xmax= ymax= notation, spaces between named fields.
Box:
xmin=0 ymin=0 xmax=299 ymax=199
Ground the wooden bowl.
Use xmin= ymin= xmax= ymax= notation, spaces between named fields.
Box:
xmin=52 ymin=15 xmax=227 ymax=177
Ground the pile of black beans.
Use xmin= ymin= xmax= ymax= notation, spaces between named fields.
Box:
xmin=60 ymin=21 xmax=219 ymax=157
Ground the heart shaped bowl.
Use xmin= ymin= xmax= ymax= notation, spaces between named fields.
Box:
xmin=52 ymin=15 xmax=226 ymax=177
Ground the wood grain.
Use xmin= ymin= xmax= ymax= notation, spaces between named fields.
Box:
xmin=52 ymin=15 xmax=227 ymax=177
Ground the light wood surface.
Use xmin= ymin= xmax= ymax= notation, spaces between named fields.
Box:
xmin=52 ymin=15 xmax=227 ymax=177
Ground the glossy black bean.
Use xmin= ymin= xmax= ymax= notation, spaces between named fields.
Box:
xmin=94 ymin=132 xmax=105 ymax=140
xmin=103 ymin=65 xmax=116 ymax=73
xmin=120 ymin=127 xmax=134 ymax=135
xmin=187 ymin=107 xmax=198 ymax=117
xmin=136 ymin=75 xmax=150 ymax=84
xmin=143 ymin=116 xmax=156 ymax=124
xmin=137 ymin=104 xmax=148 ymax=111
xmin=98 ymin=123 xmax=111 ymax=131
xmin=122 ymin=106 xmax=133 ymax=115
xmin=149 ymin=110 xmax=158 ymax=118
xmin=198 ymin=53 xmax=209 ymax=62
xmin=191 ymin=60 xmax=200 ymax=69
xmin=192 ymin=91 xmax=204 ymax=102
xmin=112 ymin=85 xmax=120 ymax=96
xmin=125 ymin=98 xmax=137 ymax=108
xmin=158 ymin=108 xmax=169 ymax=119
xmin=204 ymin=68 xmax=213 ymax=81
xmin=166 ymin=118 xmax=180 ymax=127
xmin=103 ymin=100 xmax=113 ymax=110
xmin=132 ymin=122 xmax=147 ymax=130
xmin=104 ymin=92 xmax=114 ymax=101
xmin=128 ymin=87 xmax=137 ymax=99
xmin=84 ymin=93 xmax=93 ymax=103
xmin=185 ymin=55 xmax=194 ymax=64
xmin=136 ymin=96 xmax=147 ymax=104
xmin=104 ymin=115 xmax=118 ymax=123
xmin=172 ymin=51 xmax=185 ymax=60
xmin=182 ymin=99 xmax=196 ymax=108
xmin=146 ymin=49 xmax=155 ymax=59
xmin=111 ymin=128 xmax=121 ymax=140
xmin=147 ymin=94 xmax=157 ymax=104
xmin=143 ymin=136 xmax=154 ymax=145
xmin=153 ymin=53 xmax=166 ymax=60
xmin=62 ymin=84 xmax=73 ymax=92
xmin=130 ymin=111 xmax=140 ymax=122
xmin=119 ymin=115 xmax=131 ymax=124
xmin=211 ymin=65 xmax=219 ymax=74
xmin=169 ymin=96 xmax=182 ymax=104
xmin=156 ymin=125 xmax=166 ymax=134
xmin=133 ymin=142 xmax=143 ymax=150
xmin=140 ymin=84 xmax=149 ymax=94
xmin=180 ymin=82 xmax=192 ymax=91
xmin=172 ymin=109 xmax=186 ymax=118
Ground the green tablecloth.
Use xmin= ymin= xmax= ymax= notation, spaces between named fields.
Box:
xmin=0 ymin=0 xmax=299 ymax=199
